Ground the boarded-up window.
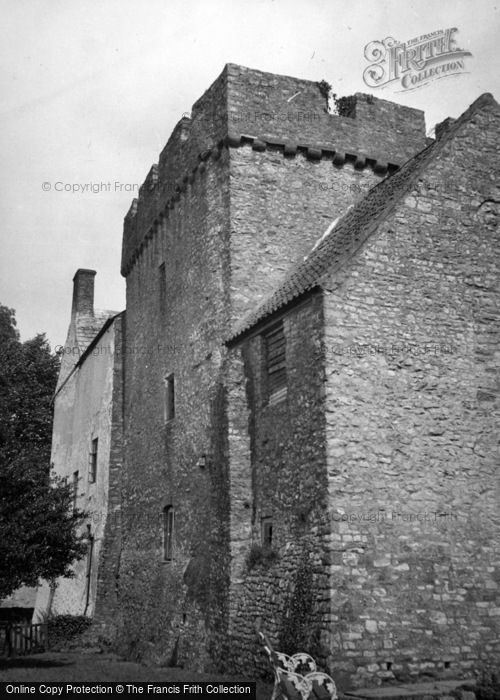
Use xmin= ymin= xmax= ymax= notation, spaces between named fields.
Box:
xmin=264 ymin=322 xmax=287 ymax=404
xmin=163 ymin=506 xmax=174 ymax=561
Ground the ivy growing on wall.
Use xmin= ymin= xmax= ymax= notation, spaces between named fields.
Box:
xmin=472 ymin=671 xmax=500 ymax=700
xmin=317 ymin=80 xmax=332 ymax=101
xmin=334 ymin=95 xmax=357 ymax=118
xmin=316 ymin=80 xmax=357 ymax=117
xmin=278 ymin=552 xmax=315 ymax=655
xmin=246 ymin=544 xmax=279 ymax=571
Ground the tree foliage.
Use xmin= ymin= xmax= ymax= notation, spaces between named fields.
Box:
xmin=0 ymin=305 xmax=87 ymax=599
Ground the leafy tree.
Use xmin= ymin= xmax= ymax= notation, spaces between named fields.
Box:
xmin=0 ymin=305 xmax=87 ymax=599
xmin=0 ymin=447 xmax=88 ymax=599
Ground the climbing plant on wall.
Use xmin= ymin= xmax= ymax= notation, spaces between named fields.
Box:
xmin=278 ymin=550 xmax=316 ymax=655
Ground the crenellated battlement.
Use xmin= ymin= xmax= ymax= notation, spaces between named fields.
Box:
xmin=121 ymin=64 xmax=427 ymax=276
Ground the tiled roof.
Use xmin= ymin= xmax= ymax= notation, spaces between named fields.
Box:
xmin=56 ymin=309 xmax=119 ymax=393
xmin=74 ymin=310 xmax=118 ymax=352
xmin=227 ymin=93 xmax=498 ymax=343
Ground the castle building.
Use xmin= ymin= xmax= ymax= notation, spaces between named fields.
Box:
xmin=42 ymin=65 xmax=500 ymax=689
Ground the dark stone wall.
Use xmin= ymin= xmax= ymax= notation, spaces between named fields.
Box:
xmin=117 ymin=144 xmax=231 ymax=668
xmin=226 ymin=295 xmax=332 ymax=673
xmin=115 ymin=64 xmax=431 ymax=674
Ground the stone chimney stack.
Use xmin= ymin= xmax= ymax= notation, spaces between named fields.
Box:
xmin=72 ymin=269 xmax=96 ymax=318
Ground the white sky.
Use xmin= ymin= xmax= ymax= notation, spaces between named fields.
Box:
xmin=1 ymin=0 xmax=499 ymax=348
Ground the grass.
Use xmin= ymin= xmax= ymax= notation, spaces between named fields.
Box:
xmin=0 ymin=650 xmax=273 ymax=699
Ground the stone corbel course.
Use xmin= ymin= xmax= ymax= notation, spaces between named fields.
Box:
xmin=121 ymin=133 xmax=398 ymax=276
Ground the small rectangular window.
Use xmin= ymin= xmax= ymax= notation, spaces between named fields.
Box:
xmin=163 ymin=506 xmax=174 ymax=561
xmin=264 ymin=322 xmax=287 ymax=404
xmin=72 ymin=471 xmax=79 ymax=513
xmin=261 ymin=517 xmax=273 ymax=547
xmin=89 ymin=438 xmax=98 ymax=483
xmin=165 ymin=373 xmax=175 ymax=422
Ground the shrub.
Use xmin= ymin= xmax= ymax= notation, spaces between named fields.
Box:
xmin=278 ymin=554 xmax=314 ymax=655
xmin=472 ymin=672 xmax=500 ymax=700
xmin=246 ymin=544 xmax=279 ymax=571
xmin=48 ymin=615 xmax=92 ymax=649
xmin=454 ymin=672 xmax=500 ymax=700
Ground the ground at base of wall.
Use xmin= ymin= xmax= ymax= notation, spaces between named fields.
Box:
xmin=342 ymin=679 xmax=480 ymax=700
xmin=1 ymin=652 xmax=491 ymax=700
xmin=0 ymin=650 xmax=272 ymax=699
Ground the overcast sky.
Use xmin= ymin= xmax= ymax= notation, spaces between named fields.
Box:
xmin=1 ymin=0 xmax=498 ymax=348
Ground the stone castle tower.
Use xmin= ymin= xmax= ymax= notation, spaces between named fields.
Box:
xmin=108 ymin=64 xmax=429 ymax=671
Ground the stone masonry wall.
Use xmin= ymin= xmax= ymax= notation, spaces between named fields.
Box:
xmin=226 ymin=295 xmax=332 ymax=674
xmin=225 ymin=63 xmax=426 ymax=323
xmin=117 ymin=64 xmax=429 ymax=671
xmin=224 ymin=64 xmax=426 ymax=164
xmin=122 ymin=64 xmax=427 ymax=283
xmin=322 ymin=98 xmax=500 ymax=688
xmin=229 ymin=145 xmax=380 ymax=321
xmin=117 ymin=141 xmax=231 ymax=669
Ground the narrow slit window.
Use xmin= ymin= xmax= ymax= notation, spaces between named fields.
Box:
xmin=159 ymin=262 xmax=166 ymax=314
xmin=164 ymin=373 xmax=175 ymax=422
xmin=163 ymin=506 xmax=174 ymax=561
xmin=72 ymin=471 xmax=79 ymax=513
xmin=89 ymin=438 xmax=98 ymax=483
xmin=261 ymin=517 xmax=273 ymax=548
xmin=264 ymin=322 xmax=287 ymax=404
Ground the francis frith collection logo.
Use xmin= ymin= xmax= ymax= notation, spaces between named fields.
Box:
xmin=363 ymin=28 xmax=472 ymax=91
